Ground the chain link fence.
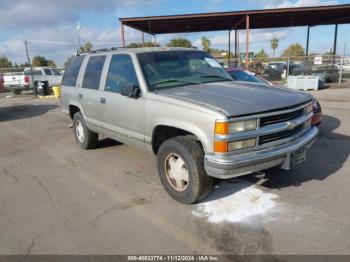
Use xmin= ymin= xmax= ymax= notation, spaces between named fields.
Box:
xmin=219 ymin=55 xmax=350 ymax=87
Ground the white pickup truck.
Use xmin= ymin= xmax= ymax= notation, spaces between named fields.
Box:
xmin=3 ymin=67 xmax=62 ymax=94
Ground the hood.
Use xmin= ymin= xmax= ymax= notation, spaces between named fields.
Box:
xmin=158 ymin=81 xmax=312 ymax=117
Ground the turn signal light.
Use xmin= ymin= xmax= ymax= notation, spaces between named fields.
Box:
xmin=215 ymin=122 xmax=229 ymax=135
xmin=214 ymin=141 xmax=228 ymax=153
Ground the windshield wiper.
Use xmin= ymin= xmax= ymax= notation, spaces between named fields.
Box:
xmin=199 ymin=75 xmax=233 ymax=81
xmin=150 ymin=79 xmax=199 ymax=92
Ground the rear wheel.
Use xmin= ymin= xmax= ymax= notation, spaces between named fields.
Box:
xmin=157 ymin=136 xmax=213 ymax=204
xmin=72 ymin=112 xmax=98 ymax=149
xmin=11 ymin=89 xmax=21 ymax=95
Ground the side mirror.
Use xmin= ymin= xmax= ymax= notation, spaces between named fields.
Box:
xmin=120 ymin=84 xmax=140 ymax=98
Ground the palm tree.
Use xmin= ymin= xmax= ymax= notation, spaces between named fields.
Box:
xmin=271 ymin=38 xmax=279 ymax=58
xmin=201 ymin=36 xmax=211 ymax=52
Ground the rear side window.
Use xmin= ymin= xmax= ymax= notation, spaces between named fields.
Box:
xmin=24 ymin=70 xmax=43 ymax=76
xmin=62 ymin=56 xmax=85 ymax=87
xmin=82 ymin=56 xmax=106 ymax=90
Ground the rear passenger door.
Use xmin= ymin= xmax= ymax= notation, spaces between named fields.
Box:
xmin=79 ymin=55 xmax=107 ymax=130
xmin=101 ymin=54 xmax=145 ymax=148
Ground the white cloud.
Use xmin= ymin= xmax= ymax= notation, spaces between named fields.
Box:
xmin=204 ymin=0 xmax=224 ymax=11
xmin=0 ymin=0 xmax=157 ymax=65
xmin=0 ymin=25 xmax=142 ymax=65
xmin=0 ymin=0 xmax=161 ymax=29
xmin=264 ymin=0 xmax=338 ymax=9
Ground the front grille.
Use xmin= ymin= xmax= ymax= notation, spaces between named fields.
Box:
xmin=259 ymin=124 xmax=304 ymax=145
xmin=260 ymin=108 xmax=304 ymax=127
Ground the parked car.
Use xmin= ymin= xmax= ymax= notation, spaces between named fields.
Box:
xmin=264 ymin=62 xmax=298 ymax=80
xmin=0 ymin=75 xmax=4 ymax=92
xmin=3 ymin=67 xmax=62 ymax=95
xmin=61 ymin=48 xmax=318 ymax=204
xmin=225 ymin=68 xmax=322 ymax=126
xmin=291 ymin=62 xmax=339 ymax=82
xmin=226 ymin=67 xmax=272 ymax=85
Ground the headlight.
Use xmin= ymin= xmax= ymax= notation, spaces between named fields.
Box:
xmin=228 ymin=138 xmax=256 ymax=150
xmin=229 ymin=120 xmax=257 ymax=132
xmin=305 ymin=103 xmax=313 ymax=114
xmin=215 ymin=119 xmax=257 ymax=134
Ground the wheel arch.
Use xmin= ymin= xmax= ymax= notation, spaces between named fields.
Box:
xmin=151 ymin=122 xmax=211 ymax=155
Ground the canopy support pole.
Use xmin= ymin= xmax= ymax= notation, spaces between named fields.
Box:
xmin=228 ymin=30 xmax=231 ymax=63
xmin=235 ymin=30 xmax=238 ymax=59
xmin=245 ymin=15 xmax=250 ymax=67
xmin=333 ymin=24 xmax=338 ymax=55
xmin=120 ymin=23 xmax=125 ymax=47
xmin=306 ymin=26 xmax=310 ymax=57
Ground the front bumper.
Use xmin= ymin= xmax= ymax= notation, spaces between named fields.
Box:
xmin=204 ymin=126 xmax=319 ymax=179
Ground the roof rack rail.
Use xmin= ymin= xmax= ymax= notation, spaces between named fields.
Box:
xmin=75 ymin=46 xmax=126 ymax=56
xmin=90 ymin=46 xmax=125 ymax=53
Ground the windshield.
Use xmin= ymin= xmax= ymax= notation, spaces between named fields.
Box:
xmin=229 ymin=70 xmax=268 ymax=84
xmin=137 ymin=51 xmax=232 ymax=91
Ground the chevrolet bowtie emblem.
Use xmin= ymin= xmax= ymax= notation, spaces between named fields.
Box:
xmin=286 ymin=121 xmax=297 ymax=130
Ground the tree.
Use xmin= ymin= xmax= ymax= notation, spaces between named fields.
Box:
xmin=166 ymin=38 xmax=192 ymax=48
xmin=281 ymin=43 xmax=305 ymax=58
xmin=0 ymin=55 xmax=12 ymax=68
xmin=32 ymin=56 xmax=56 ymax=67
xmin=79 ymin=42 xmax=93 ymax=53
xmin=126 ymin=41 xmax=159 ymax=48
xmin=255 ymin=48 xmax=268 ymax=63
xmin=201 ymin=36 xmax=211 ymax=52
xmin=32 ymin=55 xmax=48 ymax=66
xmin=19 ymin=62 xmax=30 ymax=67
xmin=271 ymin=38 xmax=279 ymax=58
xmin=47 ymin=60 xmax=56 ymax=67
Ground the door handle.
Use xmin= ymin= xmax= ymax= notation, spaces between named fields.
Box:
xmin=78 ymin=93 xmax=83 ymax=99
xmin=100 ymin=97 xmax=106 ymax=104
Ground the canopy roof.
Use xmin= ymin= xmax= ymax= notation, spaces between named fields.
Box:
xmin=119 ymin=4 xmax=350 ymax=34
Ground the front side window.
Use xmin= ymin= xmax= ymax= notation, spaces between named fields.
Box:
xmin=105 ymin=54 xmax=139 ymax=93
xmin=62 ymin=56 xmax=85 ymax=87
xmin=82 ymin=55 xmax=106 ymax=90
xmin=137 ymin=51 xmax=232 ymax=91
xmin=51 ymin=69 xmax=61 ymax=75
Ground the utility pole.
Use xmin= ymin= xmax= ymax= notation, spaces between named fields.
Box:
xmin=24 ymin=40 xmax=36 ymax=95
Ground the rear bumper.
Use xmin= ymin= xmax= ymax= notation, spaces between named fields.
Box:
xmin=204 ymin=126 xmax=319 ymax=179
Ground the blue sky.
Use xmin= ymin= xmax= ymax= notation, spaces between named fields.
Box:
xmin=0 ymin=0 xmax=349 ymax=65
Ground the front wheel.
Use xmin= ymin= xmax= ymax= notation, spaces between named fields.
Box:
xmin=157 ymin=136 xmax=213 ymax=204
xmin=72 ymin=112 xmax=98 ymax=149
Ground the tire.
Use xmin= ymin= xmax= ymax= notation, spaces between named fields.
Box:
xmin=157 ymin=136 xmax=213 ymax=204
xmin=72 ymin=111 xmax=98 ymax=149
xmin=12 ymin=89 xmax=22 ymax=95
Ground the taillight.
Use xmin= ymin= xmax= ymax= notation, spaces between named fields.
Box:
xmin=24 ymin=76 xmax=30 ymax=83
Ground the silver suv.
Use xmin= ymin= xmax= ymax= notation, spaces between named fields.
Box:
xmin=60 ymin=47 xmax=318 ymax=203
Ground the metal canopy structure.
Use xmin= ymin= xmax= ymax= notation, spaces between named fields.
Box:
xmin=119 ymin=4 xmax=350 ymax=63
xmin=120 ymin=4 xmax=350 ymax=33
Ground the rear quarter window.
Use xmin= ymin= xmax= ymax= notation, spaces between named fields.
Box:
xmin=62 ymin=56 xmax=85 ymax=87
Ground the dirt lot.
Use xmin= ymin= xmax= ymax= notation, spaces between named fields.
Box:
xmin=0 ymin=88 xmax=350 ymax=255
